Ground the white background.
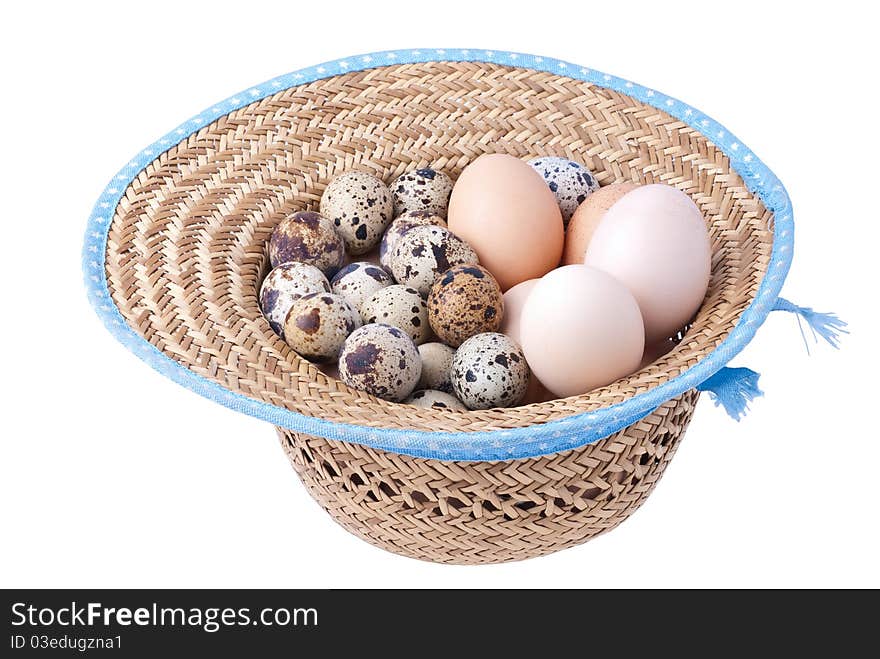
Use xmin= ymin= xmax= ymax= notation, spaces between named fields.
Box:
xmin=1 ymin=1 xmax=877 ymax=588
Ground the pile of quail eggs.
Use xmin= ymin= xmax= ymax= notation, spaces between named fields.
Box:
xmin=260 ymin=169 xmax=498 ymax=410
xmin=259 ymin=165 xmax=560 ymax=411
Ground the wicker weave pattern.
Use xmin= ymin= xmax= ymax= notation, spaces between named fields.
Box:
xmin=281 ymin=390 xmax=698 ymax=564
xmin=104 ymin=61 xmax=772 ymax=434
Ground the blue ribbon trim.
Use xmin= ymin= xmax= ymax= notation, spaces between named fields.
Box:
xmin=697 ymin=367 xmax=763 ymax=421
xmin=773 ymin=297 xmax=848 ymax=353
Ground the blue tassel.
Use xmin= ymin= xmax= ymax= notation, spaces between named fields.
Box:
xmin=697 ymin=367 xmax=763 ymax=421
xmin=773 ymin=297 xmax=848 ymax=354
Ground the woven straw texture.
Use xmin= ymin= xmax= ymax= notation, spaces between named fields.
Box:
xmin=104 ymin=61 xmax=772 ymax=434
xmin=282 ymin=390 xmax=698 ymax=564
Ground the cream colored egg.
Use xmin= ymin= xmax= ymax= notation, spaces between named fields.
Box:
xmin=500 ymin=278 xmax=539 ymax=347
xmin=447 ymin=154 xmax=564 ymax=291
xmin=584 ymin=184 xmax=711 ymax=344
xmin=500 ymin=278 xmax=551 ymax=404
xmin=519 ymin=265 xmax=644 ymax=398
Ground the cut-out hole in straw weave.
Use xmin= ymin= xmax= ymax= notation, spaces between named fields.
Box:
xmin=104 ymin=61 xmax=772 ymax=435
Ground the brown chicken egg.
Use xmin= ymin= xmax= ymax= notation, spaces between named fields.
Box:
xmin=447 ymin=154 xmax=564 ymax=291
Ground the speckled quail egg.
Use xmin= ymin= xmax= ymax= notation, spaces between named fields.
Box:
xmin=427 ymin=264 xmax=504 ymax=347
xmin=260 ymin=262 xmax=331 ymax=338
xmin=320 ymin=171 xmax=393 ymax=255
xmin=416 ymin=342 xmax=455 ymax=393
xmin=283 ymin=292 xmax=361 ymax=362
xmin=389 ymin=225 xmax=478 ymax=296
xmin=268 ymin=211 xmax=345 ymax=275
xmin=451 ymin=332 xmax=530 ymax=410
xmin=379 ymin=211 xmax=447 ymax=270
xmin=405 ymin=389 xmax=467 ymax=411
xmin=361 ymin=285 xmax=430 ymax=344
xmin=330 ymin=261 xmax=393 ymax=317
xmin=338 ymin=323 xmax=422 ymax=401
xmin=527 ymin=156 xmax=600 ymax=225
xmin=390 ymin=168 xmax=454 ymax=217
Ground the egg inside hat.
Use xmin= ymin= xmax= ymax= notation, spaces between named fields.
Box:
xmin=528 ymin=156 xmax=599 ymax=225
xmin=448 ymin=154 xmax=564 ymax=291
xmin=565 ymin=183 xmax=711 ymax=344
xmin=519 ymin=265 xmax=645 ymax=398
